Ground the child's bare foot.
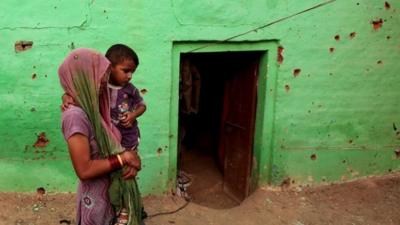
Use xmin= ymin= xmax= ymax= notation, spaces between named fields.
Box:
xmin=115 ymin=208 xmax=128 ymax=225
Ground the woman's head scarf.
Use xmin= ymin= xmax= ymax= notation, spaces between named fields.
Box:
xmin=58 ymin=48 xmax=121 ymax=156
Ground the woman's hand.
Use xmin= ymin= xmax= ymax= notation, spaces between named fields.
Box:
xmin=120 ymin=151 xmax=141 ymax=171
xmin=120 ymin=151 xmax=141 ymax=180
xmin=122 ymin=166 xmax=138 ymax=180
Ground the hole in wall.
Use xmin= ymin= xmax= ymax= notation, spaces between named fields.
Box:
xmin=310 ymin=154 xmax=317 ymax=160
xmin=36 ymin=187 xmax=46 ymax=201
xmin=277 ymin=46 xmax=284 ymax=64
xmin=285 ymin=84 xmax=290 ymax=92
xmin=385 ymin=1 xmax=391 ymax=10
xmin=372 ymin=19 xmax=383 ymax=30
xmin=293 ymin=68 xmax=301 ymax=77
xmin=140 ymin=88 xmax=148 ymax=95
xmin=33 ymin=132 xmax=49 ymax=148
xmin=395 ymin=149 xmax=400 ymax=158
xmin=15 ymin=41 xmax=33 ymax=53
xmin=280 ymin=177 xmax=291 ymax=189
xmin=157 ymin=147 xmax=163 ymax=156
xmin=68 ymin=42 xmax=75 ymax=50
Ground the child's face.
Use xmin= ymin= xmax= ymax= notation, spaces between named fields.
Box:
xmin=109 ymin=59 xmax=137 ymax=86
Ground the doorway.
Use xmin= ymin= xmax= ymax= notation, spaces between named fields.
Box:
xmin=177 ymin=51 xmax=261 ymax=208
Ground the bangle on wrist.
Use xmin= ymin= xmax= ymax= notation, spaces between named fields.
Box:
xmin=116 ymin=154 xmax=124 ymax=166
xmin=108 ymin=155 xmax=122 ymax=171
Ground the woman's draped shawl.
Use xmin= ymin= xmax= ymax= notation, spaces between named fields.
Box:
xmin=58 ymin=48 xmax=142 ymax=225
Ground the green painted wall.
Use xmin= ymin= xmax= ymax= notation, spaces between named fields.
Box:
xmin=0 ymin=0 xmax=399 ymax=194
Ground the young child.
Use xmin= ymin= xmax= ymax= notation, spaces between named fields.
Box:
xmin=105 ymin=44 xmax=146 ymax=151
xmin=62 ymin=44 xmax=146 ymax=225
xmin=106 ymin=44 xmax=147 ymax=225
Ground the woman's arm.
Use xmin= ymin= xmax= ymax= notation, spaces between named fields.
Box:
xmin=67 ymin=133 xmax=112 ymax=180
xmin=67 ymin=133 xmax=140 ymax=180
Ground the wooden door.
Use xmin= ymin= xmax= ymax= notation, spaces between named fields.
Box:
xmin=221 ymin=56 xmax=259 ymax=202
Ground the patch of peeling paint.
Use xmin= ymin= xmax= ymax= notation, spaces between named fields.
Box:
xmin=33 ymin=132 xmax=49 ymax=148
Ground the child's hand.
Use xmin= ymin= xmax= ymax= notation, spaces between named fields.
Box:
xmin=61 ymin=93 xmax=76 ymax=111
xmin=120 ymin=111 xmax=137 ymax=128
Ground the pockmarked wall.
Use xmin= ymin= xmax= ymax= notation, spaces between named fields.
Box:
xmin=0 ymin=0 xmax=399 ymax=193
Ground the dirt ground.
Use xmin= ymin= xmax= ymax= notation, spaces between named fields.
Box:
xmin=1 ymin=172 xmax=399 ymax=225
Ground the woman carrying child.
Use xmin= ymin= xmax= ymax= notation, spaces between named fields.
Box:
xmin=58 ymin=48 xmax=143 ymax=225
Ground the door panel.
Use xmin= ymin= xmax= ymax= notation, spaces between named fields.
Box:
xmin=222 ymin=57 xmax=259 ymax=202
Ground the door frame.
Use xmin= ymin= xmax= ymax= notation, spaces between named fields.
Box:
xmin=169 ymin=41 xmax=279 ymax=192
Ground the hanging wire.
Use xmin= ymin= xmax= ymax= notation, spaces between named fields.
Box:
xmin=187 ymin=0 xmax=336 ymax=53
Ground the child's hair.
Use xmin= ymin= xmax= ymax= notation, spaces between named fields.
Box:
xmin=105 ymin=44 xmax=139 ymax=66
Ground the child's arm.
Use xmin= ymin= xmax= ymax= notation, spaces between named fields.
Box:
xmin=120 ymin=86 xmax=146 ymax=128
xmin=61 ymin=93 xmax=76 ymax=111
